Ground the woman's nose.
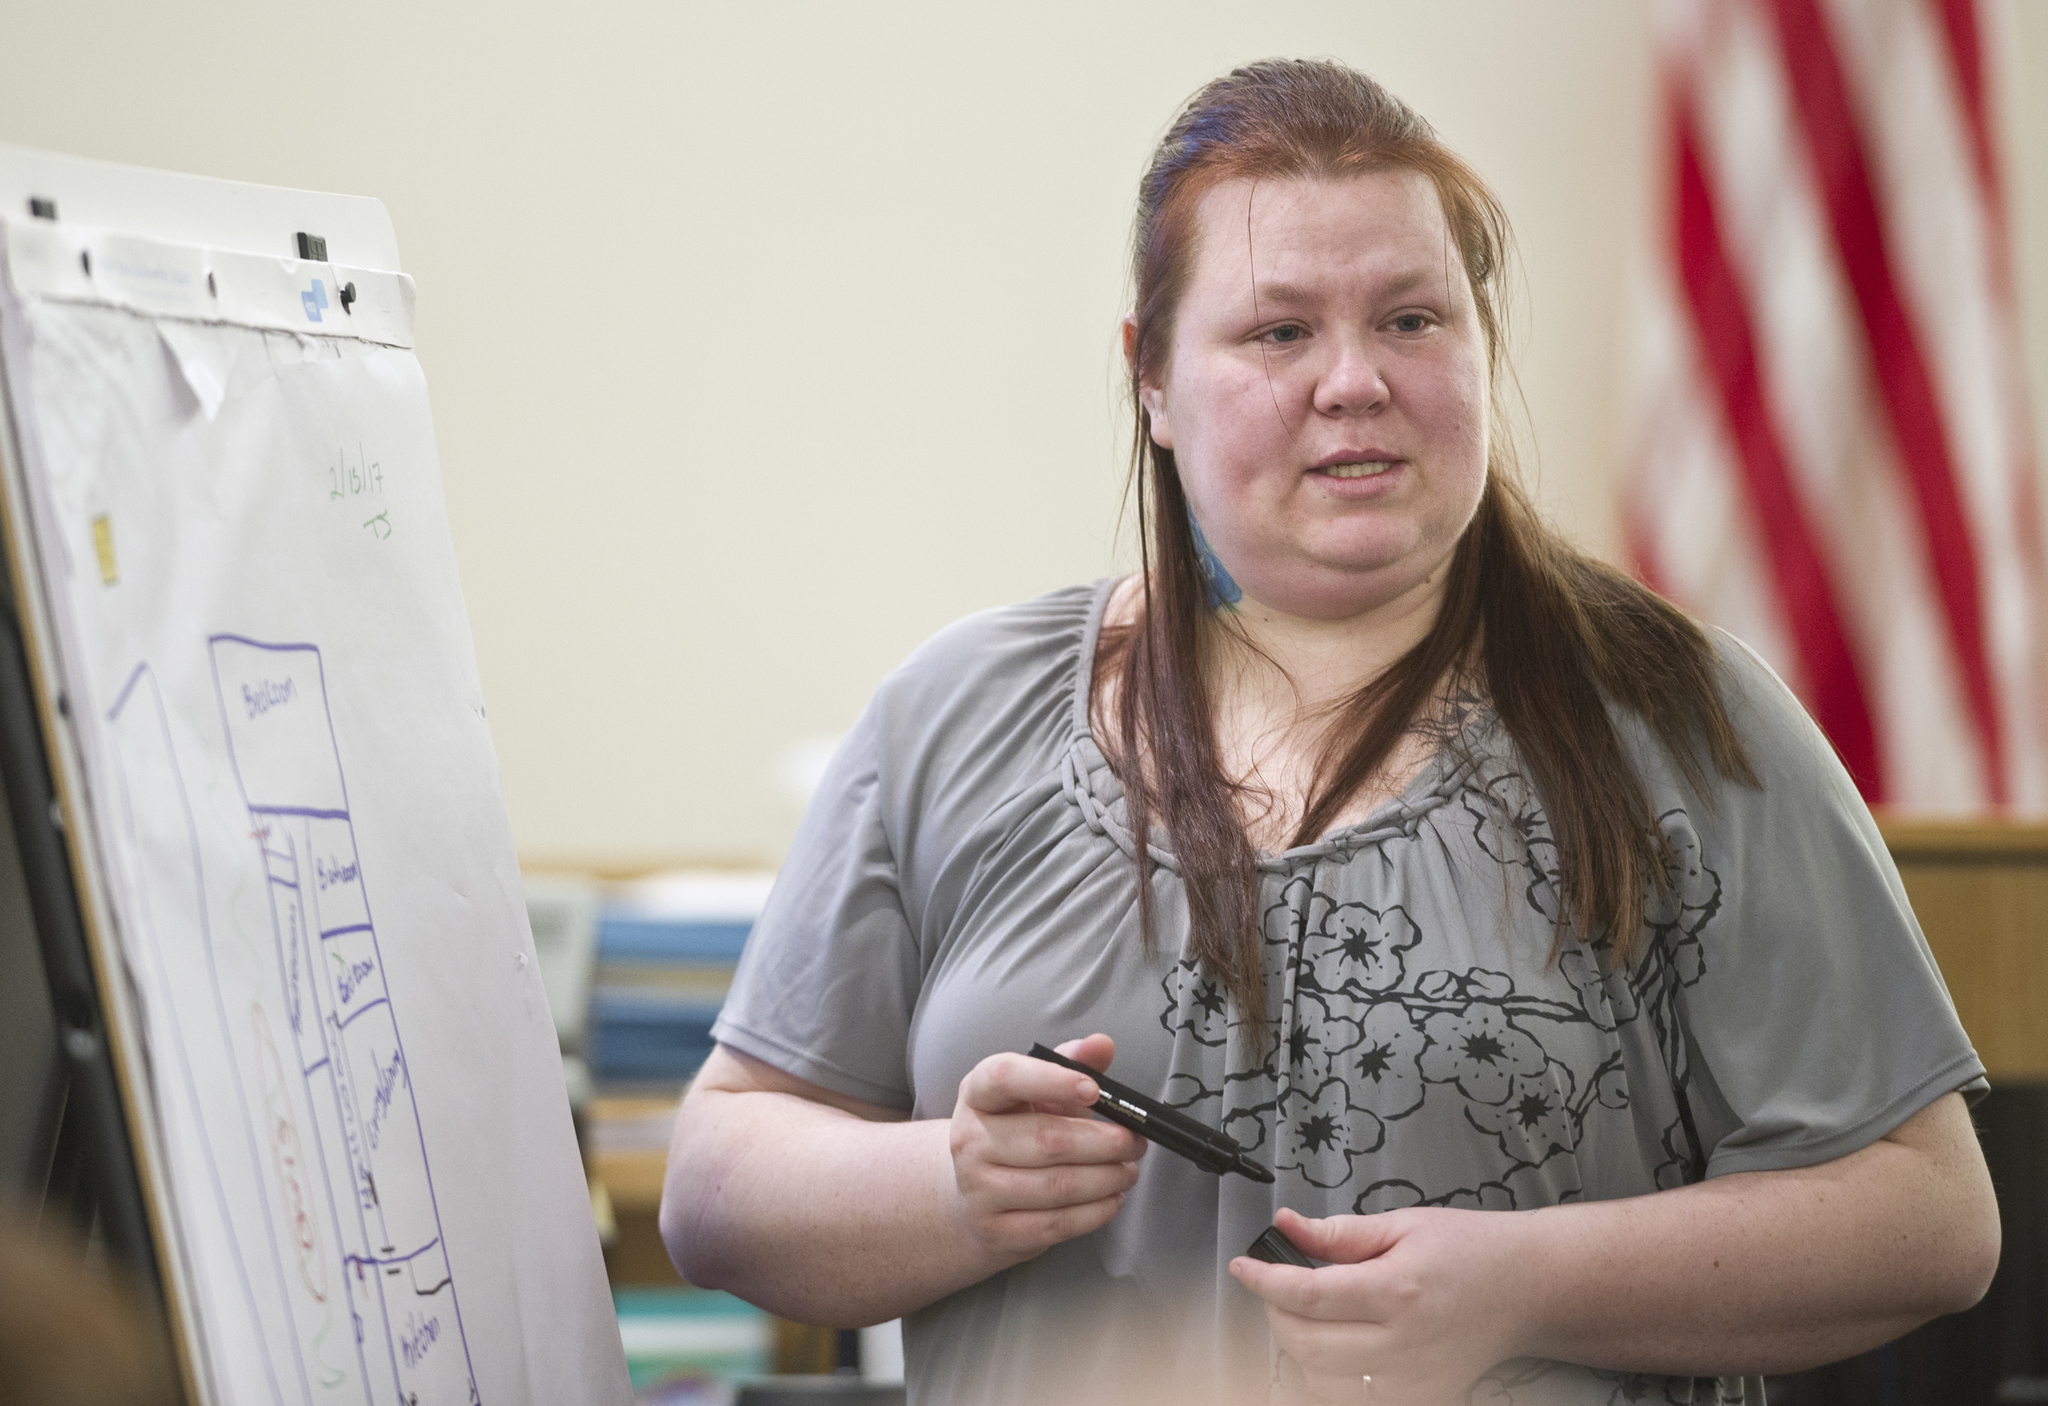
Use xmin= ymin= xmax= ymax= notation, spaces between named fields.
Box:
xmin=1312 ymin=341 xmax=1389 ymax=417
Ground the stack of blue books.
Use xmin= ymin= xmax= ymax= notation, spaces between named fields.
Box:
xmin=588 ymin=872 xmax=777 ymax=1087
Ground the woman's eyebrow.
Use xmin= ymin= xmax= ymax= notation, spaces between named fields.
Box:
xmin=1246 ymin=280 xmax=1315 ymax=310
xmin=1373 ymin=268 xmax=1437 ymax=298
xmin=1250 ymin=268 xmax=1440 ymax=308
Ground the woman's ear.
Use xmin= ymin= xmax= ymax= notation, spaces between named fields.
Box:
xmin=1123 ymin=314 xmax=1174 ymax=450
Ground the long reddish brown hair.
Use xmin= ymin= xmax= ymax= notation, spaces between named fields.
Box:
xmin=1099 ymin=59 xmax=1755 ymax=1046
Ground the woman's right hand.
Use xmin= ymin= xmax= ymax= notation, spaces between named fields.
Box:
xmin=946 ymin=1033 xmax=1147 ymax=1266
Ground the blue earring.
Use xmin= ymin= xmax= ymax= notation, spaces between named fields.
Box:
xmin=1188 ymin=510 xmax=1243 ymax=611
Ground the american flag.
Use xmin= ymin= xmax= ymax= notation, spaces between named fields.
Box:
xmin=1626 ymin=0 xmax=2047 ymax=810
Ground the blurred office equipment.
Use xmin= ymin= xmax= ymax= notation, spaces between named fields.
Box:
xmin=734 ymin=1384 xmax=905 ymax=1406
xmin=614 ymin=1284 xmax=773 ymax=1403
xmin=526 ymin=873 xmax=604 ymax=1111
xmin=1628 ymin=0 xmax=2047 ymax=810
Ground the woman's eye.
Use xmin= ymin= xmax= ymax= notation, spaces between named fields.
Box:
xmin=1390 ymin=314 xmax=1431 ymax=334
xmin=1265 ymin=324 xmax=1306 ymax=344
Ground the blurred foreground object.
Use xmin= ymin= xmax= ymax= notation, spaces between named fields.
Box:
xmin=0 ymin=1206 xmax=178 ymax=1406
xmin=1628 ymin=0 xmax=2047 ymax=809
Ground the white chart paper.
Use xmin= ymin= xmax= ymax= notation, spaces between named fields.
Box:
xmin=0 ymin=219 xmax=630 ymax=1406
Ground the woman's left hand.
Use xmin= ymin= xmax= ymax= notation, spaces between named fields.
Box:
xmin=1233 ymin=1094 xmax=1998 ymax=1401
xmin=1228 ymin=1205 xmax=1534 ymax=1405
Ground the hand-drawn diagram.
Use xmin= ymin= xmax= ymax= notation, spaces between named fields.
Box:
xmin=208 ymin=634 xmax=477 ymax=1406
xmin=107 ymin=643 xmax=481 ymax=1405
xmin=108 ymin=662 xmax=291 ymax=1406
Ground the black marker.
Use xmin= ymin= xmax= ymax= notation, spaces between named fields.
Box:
xmin=1245 ymin=1224 xmax=1315 ymax=1267
xmin=1028 ymin=1043 xmax=1274 ymax=1184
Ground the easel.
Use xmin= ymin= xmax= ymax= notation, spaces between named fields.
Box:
xmin=0 ymin=143 xmax=406 ymax=1401
xmin=0 ymin=524 xmax=157 ymax=1281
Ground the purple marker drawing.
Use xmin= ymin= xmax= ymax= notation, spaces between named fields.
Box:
xmin=210 ymin=635 xmax=478 ymax=1406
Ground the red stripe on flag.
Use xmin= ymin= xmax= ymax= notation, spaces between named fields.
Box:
xmin=1671 ymin=97 xmax=1883 ymax=796
xmin=1931 ymin=0 xmax=2048 ymax=637
xmin=1929 ymin=0 xmax=2002 ymax=221
xmin=1768 ymin=0 xmax=2008 ymax=802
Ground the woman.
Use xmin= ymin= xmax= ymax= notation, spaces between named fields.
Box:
xmin=661 ymin=60 xmax=1998 ymax=1405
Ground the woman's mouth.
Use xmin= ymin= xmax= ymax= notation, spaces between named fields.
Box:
xmin=1317 ymin=460 xmax=1396 ymax=479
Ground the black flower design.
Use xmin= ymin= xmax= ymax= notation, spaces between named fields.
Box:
xmin=1415 ymin=967 xmax=1515 ymax=1004
xmin=1275 ymin=1076 xmax=1384 ymax=1189
xmin=1645 ymin=821 xmax=1720 ymax=933
xmin=1463 ymin=767 xmax=1561 ymax=922
xmin=1558 ymin=942 xmax=1629 ymax=1031
xmin=1158 ymin=959 xmax=1232 ymax=1046
xmin=1593 ymin=1058 xmax=1631 ymax=1113
xmin=1466 ymin=1061 xmax=1579 ymax=1164
xmin=1149 ymin=759 xmax=1733 ymax=1246
xmin=1640 ymin=814 xmax=1720 ymax=997
xmin=1589 ymin=1369 xmax=1724 ymax=1406
xmin=1653 ymin=1113 xmax=1704 ymax=1191
xmin=1418 ymin=998 xmax=1546 ymax=1105
xmin=1354 ymin=1176 xmax=1516 ymax=1214
xmin=1608 ymin=1374 xmax=1654 ymax=1403
xmin=1325 ymin=998 xmax=1427 ymax=1120
xmin=1162 ymin=1065 xmax=1280 ymax=1162
xmin=1219 ymin=1102 xmax=1273 ymax=1156
xmin=1304 ymin=900 xmax=1422 ymax=994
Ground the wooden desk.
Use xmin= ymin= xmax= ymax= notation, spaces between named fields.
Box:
xmin=1878 ymin=818 xmax=2048 ymax=1081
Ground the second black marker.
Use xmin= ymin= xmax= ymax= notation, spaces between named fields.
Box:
xmin=1027 ymin=1043 xmax=1274 ymax=1184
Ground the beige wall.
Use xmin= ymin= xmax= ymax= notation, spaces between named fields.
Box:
xmin=4 ymin=2 xmax=2043 ymax=866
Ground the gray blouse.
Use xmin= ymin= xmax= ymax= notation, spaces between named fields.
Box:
xmin=713 ymin=581 xmax=1984 ymax=1406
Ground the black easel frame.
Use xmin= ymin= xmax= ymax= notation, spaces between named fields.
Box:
xmin=0 ymin=473 xmax=160 ymax=1293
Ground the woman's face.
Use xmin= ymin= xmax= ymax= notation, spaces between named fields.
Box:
xmin=1140 ymin=170 xmax=1491 ymax=624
